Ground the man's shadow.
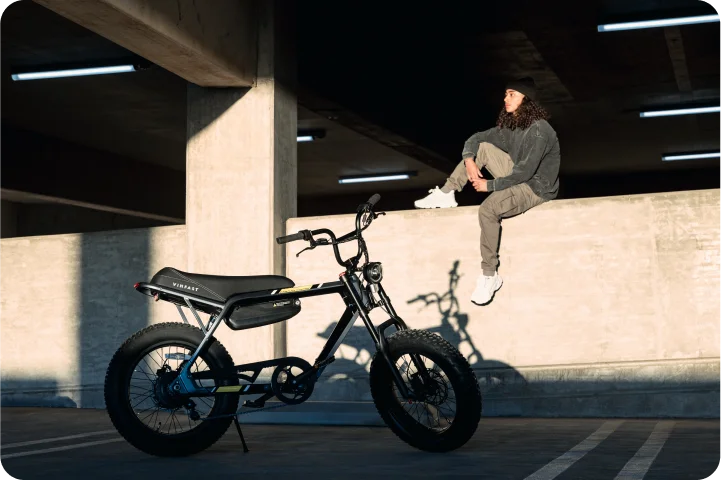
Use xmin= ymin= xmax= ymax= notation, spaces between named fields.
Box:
xmin=407 ymin=260 xmax=526 ymax=394
xmin=315 ymin=260 xmax=526 ymax=399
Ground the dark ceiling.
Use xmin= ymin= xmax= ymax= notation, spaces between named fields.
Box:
xmin=297 ymin=0 xmax=720 ymax=175
xmin=1 ymin=0 xmax=719 ymax=216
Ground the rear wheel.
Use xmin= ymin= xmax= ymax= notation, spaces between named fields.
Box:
xmin=104 ymin=322 xmax=239 ymax=456
xmin=369 ymin=329 xmax=482 ymax=452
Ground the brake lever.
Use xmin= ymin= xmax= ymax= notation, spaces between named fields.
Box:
xmin=296 ymin=237 xmax=329 ymax=257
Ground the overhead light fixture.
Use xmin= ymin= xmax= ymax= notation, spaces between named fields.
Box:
xmin=598 ymin=14 xmax=719 ymax=32
xmin=297 ymin=128 xmax=326 ymax=143
xmin=11 ymin=64 xmax=137 ymax=81
xmin=339 ymin=172 xmax=417 ymax=184
xmin=640 ymin=106 xmax=720 ymax=118
xmin=662 ymin=152 xmax=720 ymax=161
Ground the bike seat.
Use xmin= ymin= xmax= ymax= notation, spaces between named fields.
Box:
xmin=150 ymin=267 xmax=295 ymax=302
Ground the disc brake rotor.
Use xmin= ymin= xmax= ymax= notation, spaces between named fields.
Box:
xmin=270 ymin=358 xmax=314 ymax=405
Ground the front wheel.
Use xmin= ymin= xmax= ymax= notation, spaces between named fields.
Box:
xmin=369 ymin=329 xmax=482 ymax=452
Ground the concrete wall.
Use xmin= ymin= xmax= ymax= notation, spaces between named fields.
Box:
xmin=1 ymin=226 xmax=186 ymax=407
xmin=1 ymin=189 xmax=717 ymax=417
xmin=0 ymin=223 xmax=281 ymax=407
xmin=285 ymin=189 xmax=720 ymax=417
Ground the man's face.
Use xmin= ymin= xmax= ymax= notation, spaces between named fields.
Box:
xmin=504 ymin=89 xmax=525 ymax=114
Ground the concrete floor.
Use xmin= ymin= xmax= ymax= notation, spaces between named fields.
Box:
xmin=0 ymin=408 xmax=718 ymax=479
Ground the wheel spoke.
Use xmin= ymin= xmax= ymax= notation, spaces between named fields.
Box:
xmin=390 ymin=352 xmax=458 ymax=433
xmin=120 ymin=339 xmax=227 ymax=438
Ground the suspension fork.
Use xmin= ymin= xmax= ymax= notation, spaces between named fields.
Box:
xmin=376 ymin=284 xmax=434 ymax=383
xmin=340 ymin=274 xmax=419 ymax=400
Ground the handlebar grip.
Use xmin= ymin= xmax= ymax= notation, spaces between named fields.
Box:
xmin=276 ymin=231 xmax=306 ymax=244
xmin=367 ymin=194 xmax=381 ymax=207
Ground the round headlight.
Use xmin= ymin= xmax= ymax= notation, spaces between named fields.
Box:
xmin=363 ymin=262 xmax=383 ymax=284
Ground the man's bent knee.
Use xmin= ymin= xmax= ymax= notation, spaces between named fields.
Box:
xmin=477 ymin=142 xmax=503 ymax=155
xmin=478 ymin=202 xmax=498 ymax=220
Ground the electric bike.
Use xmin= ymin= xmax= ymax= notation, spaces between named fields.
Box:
xmin=103 ymin=194 xmax=482 ymax=456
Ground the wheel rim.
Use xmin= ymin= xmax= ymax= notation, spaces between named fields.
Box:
xmin=390 ymin=353 xmax=457 ymax=433
xmin=126 ymin=343 xmax=219 ymax=436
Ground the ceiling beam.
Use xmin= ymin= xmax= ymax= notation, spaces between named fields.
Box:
xmin=664 ymin=26 xmax=693 ymax=95
xmin=1 ymin=127 xmax=185 ymax=221
xmin=298 ymin=88 xmax=457 ymax=174
xmin=663 ymin=26 xmax=699 ymax=132
xmin=468 ymin=30 xmax=574 ymax=106
xmin=32 ymin=0 xmax=257 ymax=87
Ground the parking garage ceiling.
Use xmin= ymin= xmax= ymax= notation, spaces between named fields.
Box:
xmin=1 ymin=0 xmax=718 ymax=204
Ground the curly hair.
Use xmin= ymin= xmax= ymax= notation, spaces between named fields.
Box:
xmin=496 ymin=97 xmax=550 ymax=130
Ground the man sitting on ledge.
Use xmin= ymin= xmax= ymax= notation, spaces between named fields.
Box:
xmin=414 ymin=77 xmax=560 ymax=306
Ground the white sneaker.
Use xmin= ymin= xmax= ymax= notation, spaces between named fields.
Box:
xmin=414 ymin=186 xmax=458 ymax=209
xmin=471 ymin=273 xmax=503 ymax=306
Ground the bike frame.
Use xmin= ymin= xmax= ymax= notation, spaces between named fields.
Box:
xmin=135 ymin=267 xmax=415 ymax=400
xmin=135 ymin=196 xmax=428 ymax=405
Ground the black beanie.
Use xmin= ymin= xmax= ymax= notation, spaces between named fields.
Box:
xmin=506 ymin=77 xmax=537 ymax=102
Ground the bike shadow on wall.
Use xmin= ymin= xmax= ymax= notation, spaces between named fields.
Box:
xmin=315 ymin=260 xmax=527 ymax=413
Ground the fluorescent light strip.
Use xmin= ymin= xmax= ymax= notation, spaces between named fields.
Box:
xmin=296 ymin=135 xmax=315 ymax=142
xmin=11 ymin=65 xmax=136 ymax=81
xmin=662 ymin=152 xmax=720 ymax=161
xmin=598 ymin=14 xmax=719 ymax=32
xmin=339 ymin=174 xmax=411 ymax=184
xmin=640 ymin=106 xmax=720 ymax=118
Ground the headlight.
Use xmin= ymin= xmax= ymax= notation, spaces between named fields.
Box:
xmin=363 ymin=262 xmax=383 ymax=284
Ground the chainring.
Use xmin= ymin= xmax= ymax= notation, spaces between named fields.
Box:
xmin=270 ymin=358 xmax=314 ymax=405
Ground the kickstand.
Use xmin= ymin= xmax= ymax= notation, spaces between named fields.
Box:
xmin=233 ymin=416 xmax=249 ymax=453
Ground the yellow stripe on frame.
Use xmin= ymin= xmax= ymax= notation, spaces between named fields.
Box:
xmin=216 ymin=385 xmax=243 ymax=393
xmin=278 ymin=285 xmax=313 ymax=294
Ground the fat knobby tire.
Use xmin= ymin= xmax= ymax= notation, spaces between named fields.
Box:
xmin=104 ymin=322 xmax=239 ymax=456
xmin=369 ymin=329 xmax=482 ymax=452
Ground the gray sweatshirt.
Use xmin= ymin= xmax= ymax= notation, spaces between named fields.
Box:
xmin=461 ymin=119 xmax=560 ymax=200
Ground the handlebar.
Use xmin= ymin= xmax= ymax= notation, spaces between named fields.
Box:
xmin=367 ymin=193 xmax=381 ymax=207
xmin=275 ymin=194 xmax=382 ymax=270
xmin=276 ymin=231 xmax=308 ymax=245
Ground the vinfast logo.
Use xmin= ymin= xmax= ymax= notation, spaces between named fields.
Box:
xmin=173 ymin=282 xmax=199 ymax=292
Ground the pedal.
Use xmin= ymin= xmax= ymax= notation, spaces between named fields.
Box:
xmin=243 ymin=391 xmax=273 ymax=409
xmin=243 ymin=399 xmax=266 ymax=408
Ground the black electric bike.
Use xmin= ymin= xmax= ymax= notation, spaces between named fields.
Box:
xmin=104 ymin=194 xmax=482 ymax=456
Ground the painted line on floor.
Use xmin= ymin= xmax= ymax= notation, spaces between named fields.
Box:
xmin=523 ymin=420 xmax=625 ymax=480
xmin=614 ymin=421 xmax=675 ymax=480
xmin=3 ymin=430 xmax=118 ymax=449
xmin=1 ymin=438 xmax=125 ymax=459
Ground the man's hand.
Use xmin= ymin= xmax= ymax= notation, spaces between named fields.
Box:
xmin=464 ymin=157 xmax=483 ymax=183
xmin=472 ymin=178 xmax=489 ymax=192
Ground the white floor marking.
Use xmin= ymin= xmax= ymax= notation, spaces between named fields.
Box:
xmin=3 ymin=430 xmax=118 ymax=449
xmin=1 ymin=438 xmax=125 ymax=460
xmin=524 ymin=420 xmax=625 ymax=480
xmin=614 ymin=421 xmax=675 ymax=480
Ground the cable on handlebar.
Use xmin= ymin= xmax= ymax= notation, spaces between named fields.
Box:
xmin=296 ymin=195 xmax=383 ymax=271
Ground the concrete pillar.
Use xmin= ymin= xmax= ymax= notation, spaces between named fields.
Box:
xmin=186 ymin=1 xmax=296 ymax=362
xmin=1 ymin=200 xmax=18 ymax=238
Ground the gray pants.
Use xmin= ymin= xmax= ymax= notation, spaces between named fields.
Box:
xmin=442 ymin=142 xmax=545 ymax=276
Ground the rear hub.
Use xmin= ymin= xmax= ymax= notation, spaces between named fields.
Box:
xmin=152 ymin=365 xmax=185 ymax=409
